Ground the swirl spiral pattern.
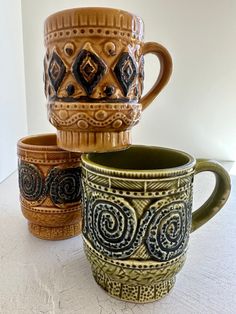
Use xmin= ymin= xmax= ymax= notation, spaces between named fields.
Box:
xmin=88 ymin=198 xmax=138 ymax=259
xmin=19 ymin=162 xmax=44 ymax=201
xmin=85 ymin=193 xmax=191 ymax=261
xmin=146 ymin=201 xmax=190 ymax=261
xmin=47 ymin=167 xmax=81 ymax=205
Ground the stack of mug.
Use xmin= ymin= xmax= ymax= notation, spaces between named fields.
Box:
xmin=17 ymin=8 xmax=231 ymax=303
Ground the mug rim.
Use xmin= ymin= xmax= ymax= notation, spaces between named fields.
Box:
xmin=45 ymin=7 xmax=143 ymax=24
xmin=17 ymin=133 xmax=60 ymax=152
xmin=82 ymin=145 xmax=196 ymax=177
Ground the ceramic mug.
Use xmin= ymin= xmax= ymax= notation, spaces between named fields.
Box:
xmin=44 ymin=8 xmax=172 ymax=152
xmin=81 ymin=146 xmax=231 ymax=303
xmin=17 ymin=134 xmax=82 ymax=240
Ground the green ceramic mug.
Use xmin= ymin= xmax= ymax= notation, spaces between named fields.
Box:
xmin=81 ymin=146 xmax=231 ymax=303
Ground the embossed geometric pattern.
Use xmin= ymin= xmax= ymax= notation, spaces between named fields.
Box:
xmin=18 ymin=162 xmax=44 ymax=202
xmin=146 ymin=201 xmax=190 ymax=261
xmin=87 ymin=196 xmax=138 ymax=259
xmin=85 ymin=190 xmax=191 ymax=261
xmin=48 ymin=52 xmax=66 ymax=92
xmin=84 ymin=239 xmax=185 ymax=302
xmin=46 ymin=167 xmax=81 ymax=205
xmin=19 ymin=163 xmax=81 ymax=206
xmin=72 ymin=49 xmax=106 ymax=95
xmin=114 ymin=52 xmax=137 ymax=96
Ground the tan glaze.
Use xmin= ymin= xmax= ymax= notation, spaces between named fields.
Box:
xmin=44 ymin=7 xmax=172 ymax=152
xmin=17 ymin=134 xmax=82 ymax=240
xmin=81 ymin=146 xmax=231 ymax=303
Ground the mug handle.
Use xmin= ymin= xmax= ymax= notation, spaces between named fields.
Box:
xmin=140 ymin=42 xmax=173 ymax=110
xmin=191 ymin=160 xmax=231 ymax=232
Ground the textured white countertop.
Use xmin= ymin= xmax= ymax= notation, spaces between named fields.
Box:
xmin=0 ymin=162 xmax=236 ymax=314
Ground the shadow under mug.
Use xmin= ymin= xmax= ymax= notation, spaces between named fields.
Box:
xmin=17 ymin=134 xmax=82 ymax=240
xmin=44 ymin=7 xmax=172 ymax=152
xmin=81 ymin=145 xmax=231 ymax=303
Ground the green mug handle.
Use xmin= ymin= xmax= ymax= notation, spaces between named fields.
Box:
xmin=191 ymin=160 xmax=231 ymax=232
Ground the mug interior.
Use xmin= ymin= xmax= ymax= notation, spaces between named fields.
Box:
xmin=86 ymin=146 xmax=193 ymax=171
xmin=21 ymin=134 xmax=57 ymax=147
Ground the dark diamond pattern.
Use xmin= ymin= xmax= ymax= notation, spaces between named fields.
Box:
xmin=48 ymin=52 xmax=66 ymax=92
xmin=72 ymin=49 xmax=106 ymax=95
xmin=114 ymin=52 xmax=137 ymax=96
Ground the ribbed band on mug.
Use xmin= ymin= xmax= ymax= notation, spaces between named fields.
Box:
xmin=44 ymin=7 xmax=144 ymax=43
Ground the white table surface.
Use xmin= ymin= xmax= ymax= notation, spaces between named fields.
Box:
xmin=0 ymin=162 xmax=236 ymax=314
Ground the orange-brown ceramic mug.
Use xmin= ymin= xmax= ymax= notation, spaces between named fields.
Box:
xmin=17 ymin=134 xmax=82 ymax=240
xmin=44 ymin=7 xmax=172 ymax=152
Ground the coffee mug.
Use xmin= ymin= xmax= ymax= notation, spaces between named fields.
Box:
xmin=17 ymin=134 xmax=82 ymax=240
xmin=81 ymin=146 xmax=231 ymax=303
xmin=44 ymin=8 xmax=172 ymax=152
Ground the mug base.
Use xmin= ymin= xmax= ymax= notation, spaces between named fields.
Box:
xmin=93 ymin=270 xmax=175 ymax=303
xmin=28 ymin=222 xmax=81 ymax=240
xmin=57 ymin=130 xmax=132 ymax=153
xmin=83 ymin=238 xmax=185 ymax=303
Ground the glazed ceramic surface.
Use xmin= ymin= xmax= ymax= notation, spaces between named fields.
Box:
xmin=44 ymin=8 xmax=172 ymax=152
xmin=17 ymin=134 xmax=82 ymax=240
xmin=81 ymin=146 xmax=231 ymax=303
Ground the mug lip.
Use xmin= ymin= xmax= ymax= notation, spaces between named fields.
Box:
xmin=45 ymin=7 xmax=143 ymax=23
xmin=17 ymin=133 xmax=60 ymax=152
xmin=82 ymin=145 xmax=196 ymax=176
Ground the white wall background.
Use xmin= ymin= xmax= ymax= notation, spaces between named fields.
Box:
xmin=21 ymin=0 xmax=236 ymax=160
xmin=0 ymin=0 xmax=27 ymax=182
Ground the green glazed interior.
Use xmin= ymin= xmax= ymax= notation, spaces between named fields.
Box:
xmin=86 ymin=146 xmax=194 ymax=171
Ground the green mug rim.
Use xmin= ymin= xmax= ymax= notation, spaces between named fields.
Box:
xmin=81 ymin=145 xmax=196 ymax=177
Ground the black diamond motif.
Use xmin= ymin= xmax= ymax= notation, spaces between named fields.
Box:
xmin=72 ymin=49 xmax=106 ymax=95
xmin=84 ymin=63 xmax=94 ymax=76
xmin=114 ymin=52 xmax=137 ymax=96
xmin=48 ymin=52 xmax=66 ymax=92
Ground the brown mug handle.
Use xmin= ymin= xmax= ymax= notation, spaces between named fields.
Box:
xmin=140 ymin=42 xmax=173 ymax=110
xmin=191 ymin=160 xmax=231 ymax=232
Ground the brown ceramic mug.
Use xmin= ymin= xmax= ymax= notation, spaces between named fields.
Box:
xmin=44 ymin=7 xmax=172 ymax=152
xmin=17 ymin=134 xmax=82 ymax=240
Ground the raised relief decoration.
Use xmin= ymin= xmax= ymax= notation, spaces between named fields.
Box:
xmin=85 ymin=192 xmax=190 ymax=262
xmin=87 ymin=196 xmax=138 ymax=259
xmin=48 ymin=52 xmax=66 ymax=92
xmin=146 ymin=201 xmax=190 ymax=261
xmin=114 ymin=52 xmax=137 ymax=96
xmin=19 ymin=162 xmax=44 ymax=202
xmin=46 ymin=167 xmax=81 ymax=205
xmin=19 ymin=161 xmax=81 ymax=206
xmin=72 ymin=44 xmax=107 ymax=95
